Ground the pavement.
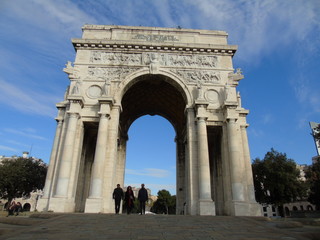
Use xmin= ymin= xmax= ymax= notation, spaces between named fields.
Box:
xmin=0 ymin=213 xmax=320 ymax=240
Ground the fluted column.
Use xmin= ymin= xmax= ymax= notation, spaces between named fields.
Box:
xmin=88 ymin=113 xmax=110 ymax=198
xmin=185 ymin=108 xmax=198 ymax=215
xmin=241 ymin=125 xmax=256 ymax=202
xmin=43 ymin=119 xmax=64 ymax=198
xmin=197 ymin=117 xmax=212 ymax=200
xmin=227 ymin=118 xmax=245 ymax=201
xmin=55 ymin=112 xmax=79 ymax=196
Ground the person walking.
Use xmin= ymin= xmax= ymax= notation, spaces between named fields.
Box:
xmin=124 ymin=186 xmax=135 ymax=214
xmin=112 ymin=184 xmax=124 ymax=214
xmin=138 ymin=184 xmax=148 ymax=215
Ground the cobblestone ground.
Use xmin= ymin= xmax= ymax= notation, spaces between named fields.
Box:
xmin=0 ymin=213 xmax=320 ymax=240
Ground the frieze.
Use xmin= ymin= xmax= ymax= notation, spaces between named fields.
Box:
xmin=171 ymin=69 xmax=221 ymax=84
xmin=90 ymin=51 xmax=218 ymax=68
xmin=85 ymin=67 xmax=138 ymax=81
xmin=90 ymin=52 xmax=141 ymax=65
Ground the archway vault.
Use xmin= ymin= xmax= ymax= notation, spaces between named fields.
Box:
xmin=120 ymin=74 xmax=187 ymax=137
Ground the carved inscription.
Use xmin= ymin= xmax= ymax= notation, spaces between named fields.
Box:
xmin=90 ymin=52 xmax=218 ymax=68
xmin=86 ymin=67 xmax=138 ymax=81
xmin=171 ymin=69 xmax=221 ymax=84
xmin=132 ymin=34 xmax=179 ymax=42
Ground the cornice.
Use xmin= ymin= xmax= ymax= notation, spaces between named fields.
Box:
xmin=72 ymin=39 xmax=237 ymax=56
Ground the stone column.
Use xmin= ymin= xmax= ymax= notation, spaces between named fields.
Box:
xmin=55 ymin=112 xmax=79 ymax=197
xmin=241 ymin=125 xmax=256 ymax=202
xmin=185 ymin=108 xmax=198 ymax=215
xmin=227 ymin=118 xmax=245 ymax=202
xmin=197 ymin=107 xmax=215 ymax=215
xmin=43 ymin=119 xmax=64 ymax=198
xmin=88 ymin=113 xmax=110 ymax=198
xmin=102 ymin=105 xmax=121 ymax=213
xmin=116 ymin=135 xmax=127 ymax=187
xmin=197 ymin=117 xmax=212 ymax=200
xmin=176 ymin=137 xmax=185 ymax=215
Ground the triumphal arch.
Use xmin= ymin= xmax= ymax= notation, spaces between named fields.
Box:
xmin=37 ymin=25 xmax=261 ymax=216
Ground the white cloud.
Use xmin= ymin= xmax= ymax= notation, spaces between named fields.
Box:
xmin=185 ymin=0 xmax=320 ymax=64
xmin=6 ymin=140 xmax=30 ymax=148
xmin=126 ymin=168 xmax=170 ymax=178
xmin=4 ymin=128 xmax=47 ymax=141
xmin=0 ymin=145 xmax=18 ymax=152
xmin=262 ymin=114 xmax=274 ymax=125
xmin=0 ymin=78 xmax=58 ymax=117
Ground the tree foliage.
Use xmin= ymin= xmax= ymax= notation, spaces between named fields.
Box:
xmin=252 ymin=148 xmax=307 ymax=207
xmin=305 ymin=159 xmax=320 ymax=210
xmin=151 ymin=189 xmax=176 ymax=214
xmin=0 ymin=157 xmax=47 ymax=201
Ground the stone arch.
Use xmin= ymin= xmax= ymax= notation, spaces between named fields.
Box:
xmin=118 ymin=73 xmax=189 ymax=133
xmin=115 ymin=68 xmax=193 ymax=109
xmin=307 ymin=205 xmax=313 ymax=211
xmin=37 ymin=24 xmax=262 ymax=216
xmin=23 ymin=203 xmax=31 ymax=211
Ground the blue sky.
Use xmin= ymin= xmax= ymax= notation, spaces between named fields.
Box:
xmin=0 ymin=0 xmax=319 ymax=196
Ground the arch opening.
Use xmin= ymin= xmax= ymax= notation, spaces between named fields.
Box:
xmin=119 ymin=74 xmax=188 ymax=214
xmin=124 ymin=115 xmax=176 ymax=195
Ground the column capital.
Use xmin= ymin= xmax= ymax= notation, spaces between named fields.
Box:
xmin=98 ymin=97 xmax=114 ymax=105
xmin=67 ymin=96 xmax=84 ymax=108
xmin=98 ymin=112 xmax=110 ymax=119
xmin=55 ymin=117 xmax=64 ymax=124
xmin=67 ymin=111 xmax=80 ymax=119
xmin=226 ymin=118 xmax=237 ymax=124
xmin=197 ymin=116 xmax=207 ymax=122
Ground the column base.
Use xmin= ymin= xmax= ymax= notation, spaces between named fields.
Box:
xmin=84 ymin=198 xmax=103 ymax=213
xmin=233 ymin=201 xmax=262 ymax=216
xmin=36 ymin=198 xmax=49 ymax=212
xmin=46 ymin=197 xmax=75 ymax=212
xmin=199 ymin=199 xmax=215 ymax=215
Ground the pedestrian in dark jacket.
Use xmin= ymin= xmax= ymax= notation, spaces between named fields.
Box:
xmin=113 ymin=184 xmax=124 ymax=214
xmin=124 ymin=186 xmax=135 ymax=214
xmin=138 ymin=184 xmax=148 ymax=215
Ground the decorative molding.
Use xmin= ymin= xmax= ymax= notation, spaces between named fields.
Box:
xmin=205 ymin=90 xmax=220 ymax=104
xmin=73 ymin=40 xmax=236 ymax=56
xmin=86 ymin=85 xmax=102 ymax=99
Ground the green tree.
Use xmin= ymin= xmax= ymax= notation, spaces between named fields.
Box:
xmin=151 ymin=189 xmax=176 ymax=214
xmin=252 ymin=148 xmax=307 ymax=216
xmin=0 ymin=157 xmax=47 ymax=202
xmin=305 ymin=159 xmax=320 ymax=210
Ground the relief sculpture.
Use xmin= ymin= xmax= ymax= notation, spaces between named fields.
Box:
xmin=90 ymin=52 xmax=142 ymax=65
xmin=90 ymin=52 xmax=218 ymax=69
xmin=86 ymin=67 xmax=138 ymax=81
xmin=171 ymin=69 xmax=221 ymax=84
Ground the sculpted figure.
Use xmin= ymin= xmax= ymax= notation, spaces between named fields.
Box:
xmin=197 ymin=80 xmax=204 ymax=100
xmin=149 ymin=53 xmax=159 ymax=74
xmin=72 ymin=80 xmax=81 ymax=95
xmin=102 ymin=82 xmax=109 ymax=96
